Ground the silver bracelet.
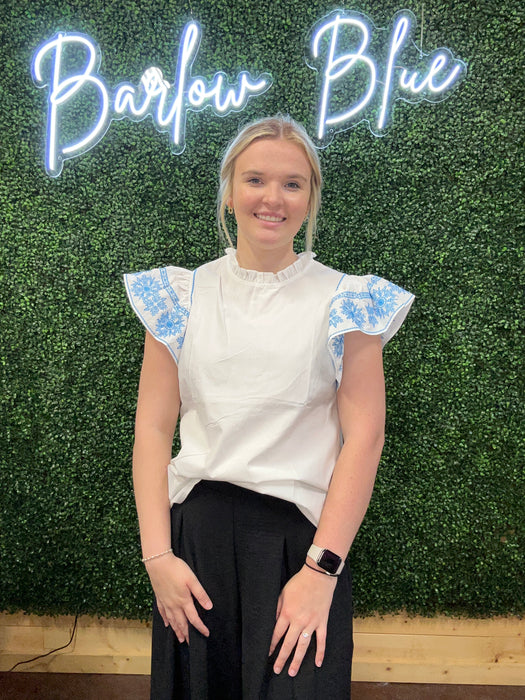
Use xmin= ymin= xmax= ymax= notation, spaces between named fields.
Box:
xmin=141 ymin=548 xmax=173 ymax=563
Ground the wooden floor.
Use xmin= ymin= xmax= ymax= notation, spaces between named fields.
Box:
xmin=0 ymin=674 xmax=524 ymax=699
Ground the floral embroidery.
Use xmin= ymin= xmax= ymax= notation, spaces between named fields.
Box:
xmin=131 ymin=274 xmax=163 ymax=307
xmin=156 ymin=309 xmax=188 ymax=348
xmin=331 ymin=276 xmax=406 ymax=333
xmin=329 ymin=307 xmax=343 ymax=328
xmin=341 ymin=298 xmax=367 ymax=327
xmin=328 ymin=274 xmax=413 ymax=385
xmin=126 ymin=268 xmax=191 ymax=361
xmin=332 ymin=334 xmax=344 ymax=359
xmin=144 ymin=293 xmax=167 ymax=316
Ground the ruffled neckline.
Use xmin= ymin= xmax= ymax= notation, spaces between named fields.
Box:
xmin=225 ymin=248 xmax=315 ymax=284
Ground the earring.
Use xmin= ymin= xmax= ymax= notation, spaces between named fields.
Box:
xmin=227 ymin=206 xmax=233 ymax=215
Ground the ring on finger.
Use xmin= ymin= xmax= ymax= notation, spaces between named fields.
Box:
xmin=302 ymin=631 xmax=311 ymax=639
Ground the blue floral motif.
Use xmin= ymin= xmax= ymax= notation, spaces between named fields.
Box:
xmin=131 ymin=273 xmax=160 ymax=299
xmin=365 ymin=279 xmax=398 ymax=325
xmin=131 ymin=273 xmax=166 ymax=317
xmin=329 ymin=307 xmax=343 ymax=328
xmin=332 ymin=334 xmax=344 ymax=359
xmin=144 ymin=294 xmax=167 ymax=316
xmin=328 ymin=274 xmax=413 ymax=385
xmin=340 ymin=298 xmax=366 ymax=327
xmin=369 ymin=280 xmax=398 ymax=314
xmin=126 ymin=267 xmax=192 ymax=362
xmin=364 ymin=303 xmax=379 ymax=326
xmin=155 ymin=310 xmax=186 ymax=343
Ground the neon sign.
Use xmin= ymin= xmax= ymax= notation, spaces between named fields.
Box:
xmin=307 ymin=9 xmax=465 ymax=144
xmin=31 ymin=10 xmax=465 ymax=176
xmin=31 ymin=22 xmax=272 ymax=176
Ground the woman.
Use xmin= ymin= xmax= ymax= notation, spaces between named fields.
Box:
xmin=124 ymin=115 xmax=414 ymax=699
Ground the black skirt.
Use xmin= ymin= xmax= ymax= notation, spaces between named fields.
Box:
xmin=151 ymin=481 xmax=353 ymax=699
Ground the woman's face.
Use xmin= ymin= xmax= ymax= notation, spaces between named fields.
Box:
xmin=228 ymin=138 xmax=312 ymax=256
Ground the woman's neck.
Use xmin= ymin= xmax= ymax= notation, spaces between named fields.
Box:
xmin=235 ymin=241 xmax=299 ymax=273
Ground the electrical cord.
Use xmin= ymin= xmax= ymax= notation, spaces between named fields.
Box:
xmin=7 ymin=614 xmax=79 ymax=672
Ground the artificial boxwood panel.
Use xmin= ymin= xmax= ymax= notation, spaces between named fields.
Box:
xmin=0 ymin=0 xmax=523 ymax=619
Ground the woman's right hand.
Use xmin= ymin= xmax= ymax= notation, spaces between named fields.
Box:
xmin=145 ymin=553 xmax=213 ymax=644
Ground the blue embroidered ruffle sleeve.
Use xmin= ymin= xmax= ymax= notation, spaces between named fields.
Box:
xmin=328 ymin=274 xmax=415 ymax=385
xmin=124 ymin=266 xmax=194 ymax=364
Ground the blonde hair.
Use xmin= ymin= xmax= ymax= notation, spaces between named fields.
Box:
xmin=217 ymin=115 xmax=322 ymax=251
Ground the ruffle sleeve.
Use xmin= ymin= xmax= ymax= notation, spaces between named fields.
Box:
xmin=328 ymin=274 xmax=415 ymax=385
xmin=123 ymin=266 xmax=194 ymax=364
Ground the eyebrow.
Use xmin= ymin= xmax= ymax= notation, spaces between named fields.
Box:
xmin=241 ymin=170 xmax=309 ymax=182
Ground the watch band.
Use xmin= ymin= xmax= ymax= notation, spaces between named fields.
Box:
xmin=307 ymin=544 xmax=345 ymax=576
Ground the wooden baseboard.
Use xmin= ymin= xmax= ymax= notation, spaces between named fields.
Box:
xmin=0 ymin=612 xmax=523 ymax=685
xmin=352 ymin=615 xmax=524 ymax=685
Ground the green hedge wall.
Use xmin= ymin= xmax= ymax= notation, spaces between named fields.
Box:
xmin=1 ymin=0 xmax=523 ymax=619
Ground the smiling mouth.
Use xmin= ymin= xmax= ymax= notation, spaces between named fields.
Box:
xmin=254 ymin=214 xmax=286 ymax=222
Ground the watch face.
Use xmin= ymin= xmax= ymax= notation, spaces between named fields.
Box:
xmin=318 ymin=549 xmax=342 ymax=574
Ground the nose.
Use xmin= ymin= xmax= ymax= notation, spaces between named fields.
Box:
xmin=262 ymin=182 xmax=283 ymax=208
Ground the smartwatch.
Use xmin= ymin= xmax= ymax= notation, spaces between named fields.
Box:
xmin=307 ymin=544 xmax=345 ymax=576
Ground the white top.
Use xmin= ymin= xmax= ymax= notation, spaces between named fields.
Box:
xmin=124 ymin=249 xmax=414 ymax=525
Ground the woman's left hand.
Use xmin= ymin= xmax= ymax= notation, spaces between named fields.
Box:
xmin=269 ymin=564 xmax=338 ymax=676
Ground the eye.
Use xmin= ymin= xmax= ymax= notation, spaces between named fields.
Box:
xmin=247 ymin=177 xmax=262 ymax=185
xmin=285 ymin=181 xmax=301 ymax=190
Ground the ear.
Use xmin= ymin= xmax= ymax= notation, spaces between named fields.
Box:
xmin=226 ymin=196 xmax=233 ymax=209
